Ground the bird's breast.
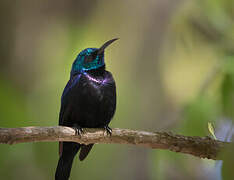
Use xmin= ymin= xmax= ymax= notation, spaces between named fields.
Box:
xmin=70 ymin=72 xmax=115 ymax=127
xmin=80 ymin=73 xmax=106 ymax=100
xmin=84 ymin=73 xmax=110 ymax=86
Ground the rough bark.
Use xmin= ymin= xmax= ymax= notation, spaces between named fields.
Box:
xmin=0 ymin=126 xmax=230 ymax=160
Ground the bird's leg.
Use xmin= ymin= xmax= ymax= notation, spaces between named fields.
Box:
xmin=73 ymin=124 xmax=84 ymax=136
xmin=104 ymin=125 xmax=112 ymax=136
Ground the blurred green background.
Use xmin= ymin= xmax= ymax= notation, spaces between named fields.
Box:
xmin=0 ymin=0 xmax=234 ymax=179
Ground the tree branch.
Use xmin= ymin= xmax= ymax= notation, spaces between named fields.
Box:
xmin=0 ymin=126 xmax=230 ymax=160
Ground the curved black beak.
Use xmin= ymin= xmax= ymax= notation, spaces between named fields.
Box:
xmin=97 ymin=38 xmax=119 ymax=55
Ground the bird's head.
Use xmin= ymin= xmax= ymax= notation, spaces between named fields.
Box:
xmin=71 ymin=38 xmax=118 ymax=75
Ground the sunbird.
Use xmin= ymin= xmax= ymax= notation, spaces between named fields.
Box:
xmin=55 ymin=38 xmax=118 ymax=180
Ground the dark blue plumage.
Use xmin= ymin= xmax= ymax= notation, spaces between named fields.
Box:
xmin=55 ymin=39 xmax=118 ymax=180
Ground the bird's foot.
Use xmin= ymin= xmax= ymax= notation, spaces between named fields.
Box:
xmin=104 ymin=125 xmax=112 ymax=136
xmin=73 ymin=124 xmax=84 ymax=136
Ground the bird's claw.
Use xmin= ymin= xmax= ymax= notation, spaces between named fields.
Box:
xmin=73 ymin=125 xmax=84 ymax=136
xmin=104 ymin=126 xmax=112 ymax=136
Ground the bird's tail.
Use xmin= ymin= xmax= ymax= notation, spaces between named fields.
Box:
xmin=55 ymin=142 xmax=81 ymax=180
xmin=79 ymin=144 xmax=94 ymax=161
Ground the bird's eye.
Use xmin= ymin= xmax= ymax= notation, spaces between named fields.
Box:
xmin=84 ymin=55 xmax=93 ymax=63
xmin=92 ymin=51 xmax=98 ymax=57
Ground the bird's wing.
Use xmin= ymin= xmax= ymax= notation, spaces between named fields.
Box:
xmin=59 ymin=74 xmax=81 ymax=156
xmin=59 ymin=74 xmax=81 ymax=125
xmin=58 ymin=80 xmax=71 ymax=126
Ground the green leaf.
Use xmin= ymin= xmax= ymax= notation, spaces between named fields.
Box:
xmin=208 ymin=122 xmax=217 ymax=139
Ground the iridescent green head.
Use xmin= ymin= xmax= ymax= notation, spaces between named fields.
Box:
xmin=71 ymin=38 xmax=118 ymax=76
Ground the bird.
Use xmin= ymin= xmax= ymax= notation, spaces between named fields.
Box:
xmin=55 ymin=38 xmax=118 ymax=180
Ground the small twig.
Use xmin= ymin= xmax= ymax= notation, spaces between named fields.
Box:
xmin=0 ymin=126 xmax=230 ymax=160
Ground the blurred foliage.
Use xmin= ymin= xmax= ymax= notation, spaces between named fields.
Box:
xmin=181 ymin=96 xmax=219 ymax=136
xmin=0 ymin=77 xmax=29 ymax=127
xmin=220 ymin=145 xmax=234 ymax=180
xmin=0 ymin=0 xmax=234 ymax=179
xmin=221 ymin=56 xmax=234 ymax=119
